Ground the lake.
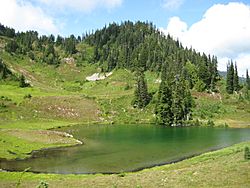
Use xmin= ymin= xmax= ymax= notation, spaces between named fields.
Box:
xmin=1 ymin=125 xmax=250 ymax=174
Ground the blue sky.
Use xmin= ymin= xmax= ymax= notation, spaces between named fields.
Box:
xmin=14 ymin=0 xmax=248 ymax=36
xmin=0 ymin=0 xmax=250 ymax=75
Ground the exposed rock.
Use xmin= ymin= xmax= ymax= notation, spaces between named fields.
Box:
xmin=86 ymin=72 xmax=113 ymax=81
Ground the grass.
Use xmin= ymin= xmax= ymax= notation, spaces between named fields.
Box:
xmin=0 ymin=84 xmax=61 ymax=104
xmin=0 ymin=41 xmax=250 ymax=187
xmin=0 ymin=129 xmax=80 ymax=160
xmin=192 ymin=88 xmax=250 ymax=128
xmin=0 ymin=119 xmax=76 ymax=131
xmin=0 ymin=141 xmax=249 ymax=187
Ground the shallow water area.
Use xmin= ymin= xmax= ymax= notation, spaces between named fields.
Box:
xmin=1 ymin=124 xmax=250 ymax=174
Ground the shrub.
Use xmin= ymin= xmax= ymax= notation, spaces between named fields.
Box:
xmin=0 ymin=102 xmax=7 ymax=108
xmin=19 ymin=75 xmax=30 ymax=88
xmin=244 ymin=146 xmax=250 ymax=160
xmin=117 ymin=172 xmax=126 ymax=177
xmin=194 ymin=79 xmax=206 ymax=92
xmin=218 ymin=123 xmax=229 ymax=128
xmin=23 ymin=94 xmax=32 ymax=99
xmin=124 ymin=83 xmax=131 ymax=90
xmin=194 ymin=119 xmax=201 ymax=126
xmin=36 ymin=181 xmax=49 ymax=188
xmin=207 ymin=119 xmax=215 ymax=127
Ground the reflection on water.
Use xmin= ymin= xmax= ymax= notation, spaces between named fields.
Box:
xmin=1 ymin=125 xmax=250 ymax=174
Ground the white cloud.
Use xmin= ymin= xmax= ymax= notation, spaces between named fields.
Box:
xmin=0 ymin=0 xmax=58 ymax=35
xmin=37 ymin=0 xmax=123 ymax=13
xmin=218 ymin=54 xmax=250 ymax=77
xmin=163 ymin=0 xmax=184 ymax=10
xmin=163 ymin=17 xmax=187 ymax=39
xmin=161 ymin=2 xmax=250 ymax=76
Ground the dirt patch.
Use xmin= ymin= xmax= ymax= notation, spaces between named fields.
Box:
xmin=22 ymin=96 xmax=100 ymax=121
xmin=216 ymin=119 xmax=250 ymax=128
xmin=193 ymin=91 xmax=222 ymax=101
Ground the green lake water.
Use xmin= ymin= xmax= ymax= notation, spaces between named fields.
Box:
xmin=1 ymin=125 xmax=250 ymax=174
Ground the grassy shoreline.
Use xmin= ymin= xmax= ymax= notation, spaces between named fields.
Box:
xmin=0 ymin=141 xmax=249 ymax=187
xmin=0 ymin=119 xmax=249 ymax=161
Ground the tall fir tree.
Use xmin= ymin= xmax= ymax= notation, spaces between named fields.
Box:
xmin=138 ymin=45 xmax=148 ymax=71
xmin=64 ymin=35 xmax=77 ymax=55
xmin=155 ymin=80 xmax=173 ymax=125
xmin=233 ymin=63 xmax=239 ymax=92
xmin=155 ymin=62 xmax=173 ymax=126
xmin=246 ymin=69 xmax=250 ymax=90
xmin=210 ymin=56 xmax=218 ymax=91
xmin=155 ymin=64 xmax=194 ymax=126
xmin=172 ymin=75 xmax=185 ymax=126
xmin=133 ymin=70 xmax=151 ymax=108
xmin=182 ymin=77 xmax=194 ymax=121
xmin=226 ymin=61 xmax=234 ymax=94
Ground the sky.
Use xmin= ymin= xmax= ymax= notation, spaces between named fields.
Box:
xmin=0 ymin=0 xmax=250 ymax=76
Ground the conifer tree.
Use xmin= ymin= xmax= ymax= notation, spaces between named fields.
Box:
xmin=210 ymin=56 xmax=218 ymax=91
xmin=172 ymin=75 xmax=184 ymax=126
xmin=183 ymin=79 xmax=194 ymax=121
xmin=233 ymin=63 xmax=239 ymax=92
xmin=246 ymin=69 xmax=250 ymax=90
xmin=155 ymin=63 xmax=194 ymax=126
xmin=64 ymin=35 xmax=77 ymax=55
xmin=1 ymin=65 xmax=8 ymax=79
xmin=5 ymin=40 xmax=18 ymax=53
xmin=155 ymin=62 xmax=173 ymax=126
xmin=93 ymin=46 xmax=100 ymax=63
xmin=117 ymin=47 xmax=126 ymax=68
xmin=133 ymin=70 xmax=151 ymax=108
xmin=226 ymin=61 xmax=234 ymax=94
xmin=155 ymin=80 xmax=173 ymax=125
xmin=138 ymin=45 xmax=148 ymax=71
xmin=0 ymin=59 xmax=14 ymax=80
xmin=55 ymin=35 xmax=63 ymax=46
xmin=19 ymin=75 xmax=29 ymax=88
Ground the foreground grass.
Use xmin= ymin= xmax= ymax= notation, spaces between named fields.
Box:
xmin=0 ymin=141 xmax=249 ymax=188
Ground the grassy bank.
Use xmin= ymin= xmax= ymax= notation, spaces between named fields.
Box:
xmin=0 ymin=129 xmax=81 ymax=160
xmin=0 ymin=141 xmax=249 ymax=188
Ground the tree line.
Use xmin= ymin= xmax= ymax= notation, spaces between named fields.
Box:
xmin=1 ymin=22 xmax=223 ymax=126
xmin=1 ymin=22 xmax=219 ymax=93
xmin=133 ymin=61 xmax=194 ymax=126
xmin=226 ymin=60 xmax=250 ymax=95
xmin=86 ymin=21 xmax=219 ymax=92
xmin=226 ymin=61 xmax=239 ymax=94
xmin=0 ymin=23 xmax=80 ymax=65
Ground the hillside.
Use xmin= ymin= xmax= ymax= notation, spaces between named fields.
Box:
xmin=0 ymin=21 xmax=218 ymax=122
xmin=0 ymin=21 xmax=249 ymax=125
xmin=0 ymin=21 xmax=250 ymax=188
xmin=0 ymin=21 xmax=249 ymax=127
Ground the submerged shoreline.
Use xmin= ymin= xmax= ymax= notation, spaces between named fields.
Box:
xmin=0 ymin=141 xmax=249 ymax=188
xmin=1 ymin=124 xmax=250 ymax=175
xmin=0 ymin=147 xmax=225 ymax=174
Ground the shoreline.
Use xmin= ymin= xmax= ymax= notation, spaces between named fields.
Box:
xmin=0 ymin=139 xmax=249 ymax=175
xmin=0 ymin=141 xmax=249 ymax=188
